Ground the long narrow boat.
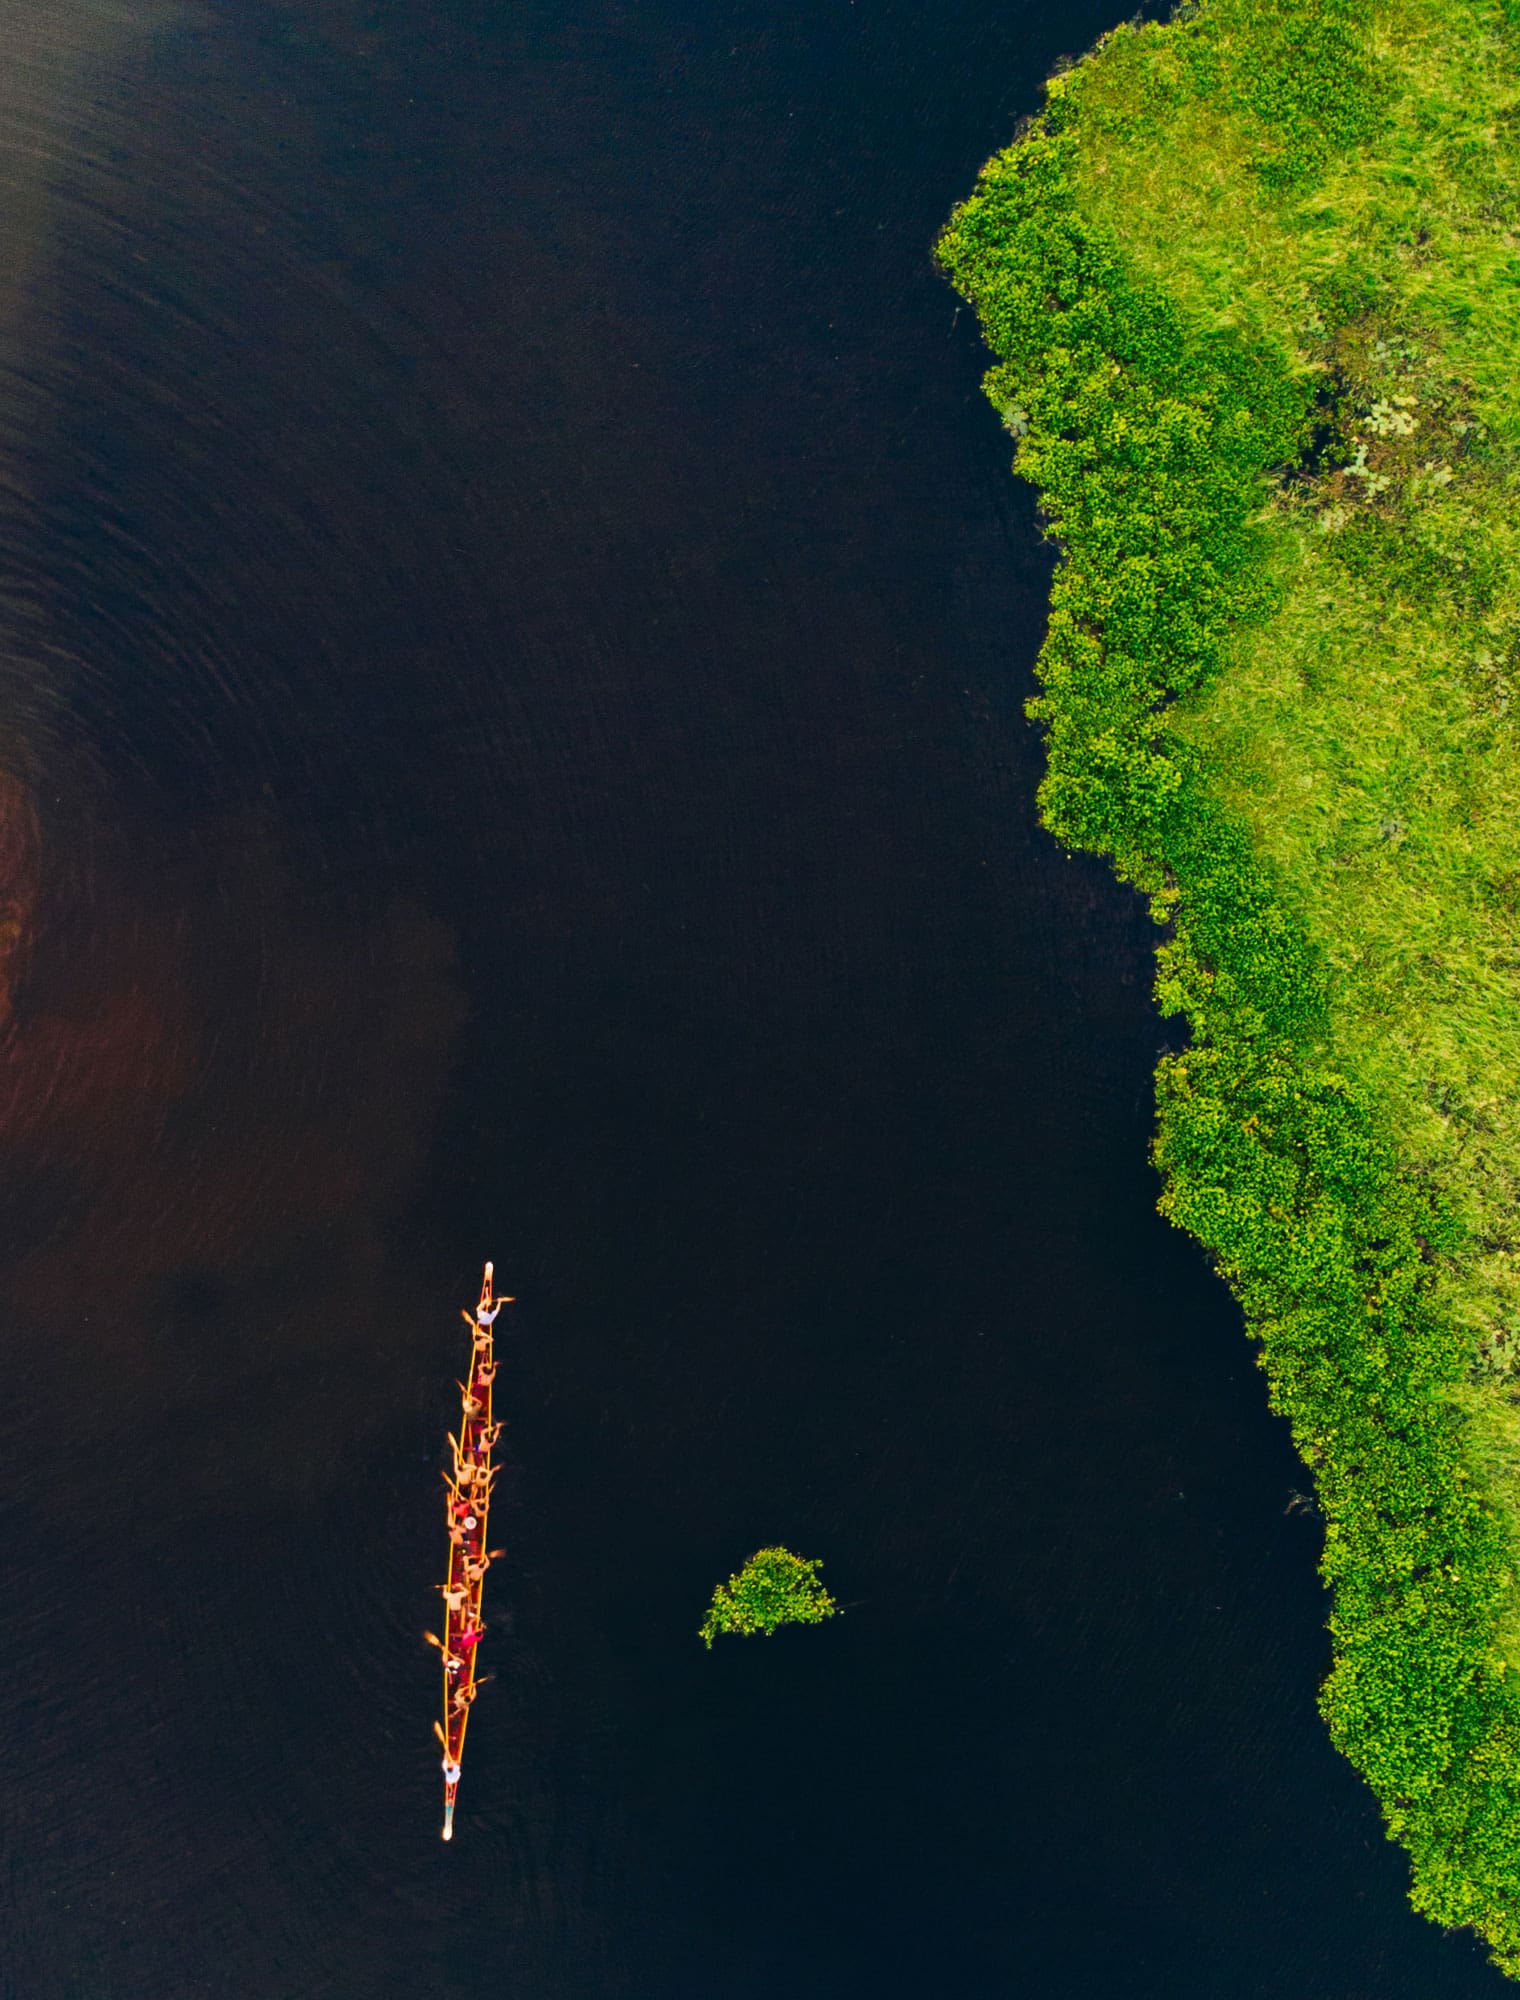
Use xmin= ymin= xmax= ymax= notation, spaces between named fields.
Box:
xmin=429 ymin=1260 xmax=510 ymax=1840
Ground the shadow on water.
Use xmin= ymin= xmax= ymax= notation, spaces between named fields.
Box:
xmin=0 ymin=1 xmax=1509 ymax=1996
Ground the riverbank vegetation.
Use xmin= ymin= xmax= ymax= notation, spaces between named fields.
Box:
xmin=698 ymin=1548 xmax=836 ymax=1648
xmin=939 ymin=0 xmax=1520 ymax=1970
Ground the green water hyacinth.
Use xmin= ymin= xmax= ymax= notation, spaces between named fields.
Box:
xmin=698 ymin=1547 xmax=837 ymax=1649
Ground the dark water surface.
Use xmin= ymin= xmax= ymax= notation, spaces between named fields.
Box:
xmin=0 ymin=2 xmax=1508 ymax=1996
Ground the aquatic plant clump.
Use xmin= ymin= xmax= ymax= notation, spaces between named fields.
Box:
xmin=698 ymin=1547 xmax=837 ymax=1649
xmin=940 ymin=0 xmax=1520 ymax=1973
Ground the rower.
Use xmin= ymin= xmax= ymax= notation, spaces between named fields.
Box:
xmin=439 ymin=1581 xmax=468 ymax=1615
xmin=442 ymin=1756 xmax=462 ymax=1784
xmin=475 ymin=1360 xmax=498 ymax=1388
xmin=424 ymin=1631 xmax=465 ymax=1672
xmin=462 ymin=1293 xmax=514 ymax=1342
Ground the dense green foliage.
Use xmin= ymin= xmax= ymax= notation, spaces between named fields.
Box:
xmin=698 ymin=1548 xmax=837 ymax=1649
xmin=939 ymin=0 xmax=1520 ymax=1970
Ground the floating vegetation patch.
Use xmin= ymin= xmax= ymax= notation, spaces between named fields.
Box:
xmin=698 ymin=1547 xmax=838 ymax=1649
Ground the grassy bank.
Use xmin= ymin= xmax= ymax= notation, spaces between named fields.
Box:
xmin=939 ymin=0 xmax=1520 ymax=1969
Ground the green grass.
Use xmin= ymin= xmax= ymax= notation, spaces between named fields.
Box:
xmin=1090 ymin=0 xmax=1520 ymax=1549
xmin=940 ymin=0 xmax=1520 ymax=1971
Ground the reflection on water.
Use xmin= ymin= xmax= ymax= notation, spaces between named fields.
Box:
xmin=0 ymin=2 xmax=1513 ymax=1997
xmin=0 ymin=770 xmax=38 ymax=1028
xmin=0 ymin=814 xmax=464 ymax=1482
